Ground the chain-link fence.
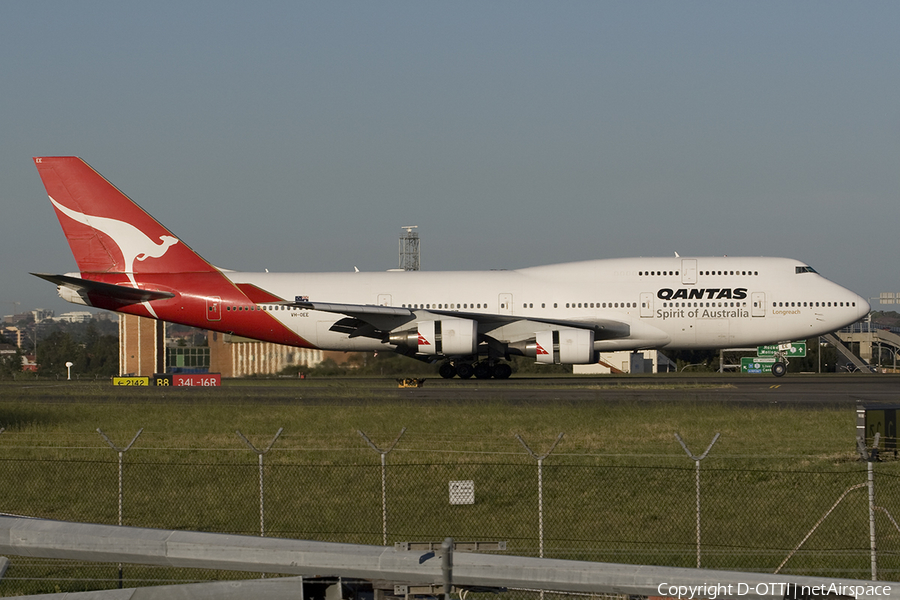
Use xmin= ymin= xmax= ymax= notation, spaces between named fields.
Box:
xmin=0 ymin=429 xmax=898 ymax=596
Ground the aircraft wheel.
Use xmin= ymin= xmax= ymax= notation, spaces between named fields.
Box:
xmin=439 ymin=363 xmax=457 ymax=379
xmin=473 ymin=362 xmax=492 ymax=379
xmin=492 ymin=363 xmax=512 ymax=379
xmin=771 ymin=362 xmax=787 ymax=377
xmin=456 ymin=363 xmax=474 ymax=379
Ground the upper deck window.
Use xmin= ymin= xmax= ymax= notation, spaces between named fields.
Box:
xmin=795 ymin=266 xmax=818 ymax=274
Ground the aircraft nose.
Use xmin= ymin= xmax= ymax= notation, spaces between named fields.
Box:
xmin=858 ymin=294 xmax=871 ymax=320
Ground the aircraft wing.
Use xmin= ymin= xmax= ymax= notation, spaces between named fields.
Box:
xmin=31 ymin=273 xmax=176 ymax=304
xmin=428 ymin=309 xmax=632 ymax=341
xmin=290 ymin=300 xmax=412 ymax=318
xmin=288 ymin=300 xmax=630 ymax=342
xmin=286 ymin=300 xmax=416 ymax=339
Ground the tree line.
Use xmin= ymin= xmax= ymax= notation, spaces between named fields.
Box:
xmin=0 ymin=320 xmax=118 ymax=379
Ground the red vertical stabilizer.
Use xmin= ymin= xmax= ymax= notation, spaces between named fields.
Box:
xmin=34 ymin=157 xmax=216 ymax=276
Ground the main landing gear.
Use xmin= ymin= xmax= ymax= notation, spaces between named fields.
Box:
xmin=439 ymin=361 xmax=512 ymax=380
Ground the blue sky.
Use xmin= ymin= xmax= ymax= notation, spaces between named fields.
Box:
xmin=2 ymin=2 xmax=898 ymax=315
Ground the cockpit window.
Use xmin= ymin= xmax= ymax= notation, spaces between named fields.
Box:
xmin=795 ymin=266 xmax=818 ymax=274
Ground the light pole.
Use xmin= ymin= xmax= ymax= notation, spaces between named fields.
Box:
xmin=65 ymin=361 xmax=73 ymax=381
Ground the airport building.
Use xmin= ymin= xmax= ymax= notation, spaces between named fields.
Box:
xmin=118 ymin=314 xmax=328 ymax=377
xmin=206 ymin=332 xmax=325 ymax=377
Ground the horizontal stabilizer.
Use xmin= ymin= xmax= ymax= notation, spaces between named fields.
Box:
xmin=32 ymin=273 xmax=176 ymax=304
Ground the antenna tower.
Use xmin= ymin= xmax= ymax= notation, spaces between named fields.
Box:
xmin=399 ymin=226 xmax=420 ymax=271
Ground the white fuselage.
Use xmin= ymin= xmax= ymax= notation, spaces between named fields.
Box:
xmin=221 ymin=256 xmax=868 ymax=354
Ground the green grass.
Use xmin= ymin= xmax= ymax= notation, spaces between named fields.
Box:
xmin=0 ymin=380 xmax=897 ymax=595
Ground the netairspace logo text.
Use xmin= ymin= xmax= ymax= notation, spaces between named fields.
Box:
xmin=656 ymin=582 xmax=892 ymax=599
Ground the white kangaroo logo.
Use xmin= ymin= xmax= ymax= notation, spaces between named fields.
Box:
xmin=50 ymin=195 xmax=179 ymax=318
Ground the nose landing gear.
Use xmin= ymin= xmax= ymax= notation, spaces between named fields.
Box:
xmin=771 ymin=350 xmax=788 ymax=377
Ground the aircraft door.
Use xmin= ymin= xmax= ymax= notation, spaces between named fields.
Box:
xmin=640 ymin=292 xmax=653 ymax=318
xmin=682 ymin=259 xmax=697 ymax=285
xmin=377 ymin=294 xmax=392 ymax=306
xmin=499 ymin=293 xmax=513 ymax=315
xmin=206 ymin=296 xmax=221 ymax=322
xmin=752 ymin=292 xmax=766 ymax=317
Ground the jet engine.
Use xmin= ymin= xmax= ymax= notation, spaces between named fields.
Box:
xmin=388 ymin=318 xmax=478 ymax=356
xmin=513 ymin=329 xmax=595 ymax=364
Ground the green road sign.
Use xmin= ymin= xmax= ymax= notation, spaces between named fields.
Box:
xmin=741 ymin=357 xmax=777 ymax=374
xmin=757 ymin=342 xmax=806 ymax=358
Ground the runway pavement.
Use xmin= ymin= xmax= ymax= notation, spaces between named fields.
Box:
xmin=4 ymin=374 xmax=897 ymax=407
xmin=383 ymin=374 xmax=900 ymax=406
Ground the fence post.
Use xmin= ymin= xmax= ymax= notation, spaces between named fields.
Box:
xmin=675 ymin=432 xmax=719 ymax=569
xmin=857 ymin=433 xmax=880 ymax=580
xmin=236 ymin=428 xmax=284 ymax=538
xmin=441 ymin=536 xmax=453 ymax=600
xmin=358 ymin=428 xmax=406 ymax=545
xmin=516 ymin=433 xmax=564 ymax=560
xmin=97 ymin=427 xmax=143 ymax=588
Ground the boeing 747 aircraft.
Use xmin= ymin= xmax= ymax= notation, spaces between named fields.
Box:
xmin=32 ymin=157 xmax=869 ymax=378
